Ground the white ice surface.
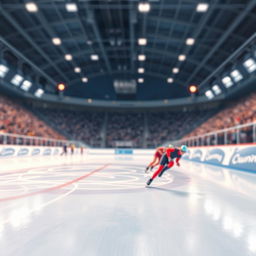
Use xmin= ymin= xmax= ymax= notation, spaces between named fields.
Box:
xmin=0 ymin=154 xmax=256 ymax=256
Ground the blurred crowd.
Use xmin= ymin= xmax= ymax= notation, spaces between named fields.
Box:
xmin=146 ymin=110 xmax=213 ymax=148
xmin=0 ymin=95 xmax=64 ymax=140
xmin=39 ymin=109 xmax=104 ymax=147
xmin=1 ymin=91 xmax=255 ymax=148
xmin=106 ymin=113 xmax=144 ymax=148
xmin=184 ymin=92 xmax=256 ymax=144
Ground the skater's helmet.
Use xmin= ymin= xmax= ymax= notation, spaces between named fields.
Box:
xmin=181 ymin=145 xmax=188 ymax=152
xmin=168 ymin=144 xmax=174 ymax=148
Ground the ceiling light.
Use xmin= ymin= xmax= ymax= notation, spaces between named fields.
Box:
xmin=25 ymin=2 xmax=38 ymax=12
xmin=91 ymin=54 xmax=99 ymax=61
xmin=82 ymin=77 xmax=88 ymax=83
xmin=138 ymin=38 xmax=147 ymax=46
xmin=222 ymin=76 xmax=233 ymax=88
xmin=189 ymin=84 xmax=199 ymax=94
xmin=0 ymin=64 xmax=9 ymax=78
xmin=138 ymin=2 xmax=151 ymax=13
xmin=138 ymin=55 xmax=146 ymax=61
xmin=212 ymin=85 xmax=222 ymax=95
xmin=20 ymin=80 xmax=32 ymax=91
xmin=243 ymin=58 xmax=256 ymax=73
xmin=138 ymin=68 xmax=145 ymax=73
xmin=65 ymin=3 xmax=78 ymax=12
xmin=167 ymin=78 xmax=174 ymax=83
xmin=11 ymin=74 xmax=24 ymax=86
xmin=178 ymin=55 xmax=186 ymax=61
xmin=138 ymin=78 xmax=144 ymax=83
xmin=74 ymin=67 xmax=81 ymax=73
xmin=230 ymin=69 xmax=243 ymax=82
xmin=35 ymin=88 xmax=44 ymax=98
xmin=186 ymin=38 xmax=195 ymax=46
xmin=65 ymin=54 xmax=73 ymax=61
xmin=172 ymin=68 xmax=179 ymax=74
xmin=205 ymin=90 xmax=214 ymax=99
xmin=196 ymin=3 xmax=209 ymax=12
xmin=52 ymin=37 xmax=62 ymax=45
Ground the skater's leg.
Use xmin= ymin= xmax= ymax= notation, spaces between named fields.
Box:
xmin=152 ymin=165 xmax=165 ymax=179
xmin=151 ymin=157 xmax=160 ymax=170
xmin=158 ymin=161 xmax=174 ymax=177
xmin=146 ymin=155 xmax=157 ymax=172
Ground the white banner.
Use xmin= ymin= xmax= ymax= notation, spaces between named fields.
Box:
xmin=183 ymin=144 xmax=256 ymax=172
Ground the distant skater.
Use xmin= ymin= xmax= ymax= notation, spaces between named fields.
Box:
xmin=146 ymin=145 xmax=188 ymax=186
xmin=61 ymin=144 xmax=68 ymax=156
xmin=145 ymin=145 xmax=173 ymax=172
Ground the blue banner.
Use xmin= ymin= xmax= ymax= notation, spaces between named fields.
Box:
xmin=115 ymin=149 xmax=133 ymax=155
xmin=229 ymin=146 xmax=256 ymax=171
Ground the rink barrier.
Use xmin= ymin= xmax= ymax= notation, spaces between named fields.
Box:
xmin=183 ymin=144 xmax=256 ymax=173
xmin=0 ymin=145 xmax=80 ymax=158
xmin=87 ymin=149 xmax=154 ymax=155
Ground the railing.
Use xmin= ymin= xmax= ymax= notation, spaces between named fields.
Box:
xmin=0 ymin=132 xmax=83 ymax=147
xmin=170 ymin=122 xmax=256 ymax=147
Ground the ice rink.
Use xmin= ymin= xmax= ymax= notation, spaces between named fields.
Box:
xmin=0 ymin=153 xmax=256 ymax=256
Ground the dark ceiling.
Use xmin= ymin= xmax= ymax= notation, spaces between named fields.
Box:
xmin=0 ymin=0 xmax=256 ymax=100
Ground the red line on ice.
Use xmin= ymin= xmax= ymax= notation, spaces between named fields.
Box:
xmin=0 ymin=164 xmax=110 ymax=202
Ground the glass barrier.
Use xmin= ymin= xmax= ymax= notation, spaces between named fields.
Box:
xmin=0 ymin=132 xmax=83 ymax=147
xmin=170 ymin=122 xmax=256 ymax=147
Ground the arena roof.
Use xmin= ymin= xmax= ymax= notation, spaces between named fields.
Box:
xmin=0 ymin=0 xmax=256 ymax=100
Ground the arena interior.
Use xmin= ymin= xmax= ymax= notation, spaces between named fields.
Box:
xmin=0 ymin=1 xmax=256 ymax=255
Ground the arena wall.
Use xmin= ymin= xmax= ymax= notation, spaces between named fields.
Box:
xmin=0 ymin=145 xmax=79 ymax=157
xmin=183 ymin=144 xmax=256 ymax=173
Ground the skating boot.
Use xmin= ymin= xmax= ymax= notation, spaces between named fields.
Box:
xmin=146 ymin=178 xmax=153 ymax=186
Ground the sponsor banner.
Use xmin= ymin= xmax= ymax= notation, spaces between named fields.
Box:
xmin=229 ymin=147 xmax=256 ymax=171
xmin=186 ymin=145 xmax=256 ymax=172
xmin=115 ymin=149 xmax=133 ymax=155
xmin=204 ymin=148 xmax=225 ymax=164
xmin=0 ymin=146 xmax=63 ymax=158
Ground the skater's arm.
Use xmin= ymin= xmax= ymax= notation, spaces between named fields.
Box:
xmin=176 ymin=157 xmax=181 ymax=166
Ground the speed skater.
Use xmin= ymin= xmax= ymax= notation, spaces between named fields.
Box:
xmin=145 ymin=145 xmax=173 ymax=173
xmin=146 ymin=145 xmax=188 ymax=186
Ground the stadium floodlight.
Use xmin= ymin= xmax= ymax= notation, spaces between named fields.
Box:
xmin=74 ymin=67 xmax=81 ymax=73
xmin=82 ymin=77 xmax=88 ymax=83
xmin=35 ymin=88 xmax=44 ymax=98
xmin=243 ymin=58 xmax=256 ymax=73
xmin=52 ymin=37 xmax=62 ymax=45
xmin=138 ymin=38 xmax=147 ymax=46
xmin=65 ymin=3 xmax=78 ymax=12
xmin=205 ymin=90 xmax=214 ymax=99
xmin=186 ymin=38 xmax=195 ymax=46
xmin=25 ymin=2 xmax=38 ymax=12
xmin=20 ymin=80 xmax=32 ymax=91
xmin=167 ymin=78 xmax=174 ymax=83
xmin=212 ymin=84 xmax=222 ymax=95
xmin=196 ymin=3 xmax=209 ymax=12
xmin=138 ymin=55 xmax=146 ymax=61
xmin=138 ymin=78 xmax=144 ymax=83
xmin=138 ymin=2 xmax=151 ymax=13
xmin=91 ymin=54 xmax=99 ymax=61
xmin=11 ymin=74 xmax=24 ymax=86
xmin=178 ymin=55 xmax=186 ymax=61
xmin=172 ymin=68 xmax=179 ymax=74
xmin=65 ymin=54 xmax=73 ymax=61
xmin=0 ymin=64 xmax=9 ymax=78
xmin=138 ymin=68 xmax=144 ymax=73
xmin=188 ymin=84 xmax=199 ymax=94
xmin=222 ymin=76 xmax=233 ymax=88
xmin=56 ymin=83 xmax=66 ymax=92
xmin=230 ymin=69 xmax=243 ymax=82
